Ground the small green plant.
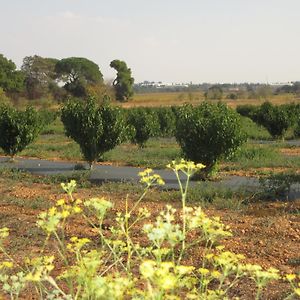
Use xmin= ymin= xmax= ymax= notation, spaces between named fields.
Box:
xmin=61 ymin=97 xmax=127 ymax=169
xmin=251 ymin=102 xmax=292 ymax=140
xmin=126 ymin=107 xmax=160 ymax=147
xmin=259 ymin=172 xmax=300 ymax=200
xmin=155 ymin=106 xmax=176 ymax=137
xmin=175 ymin=102 xmax=247 ymax=176
xmin=0 ymin=104 xmax=43 ymax=159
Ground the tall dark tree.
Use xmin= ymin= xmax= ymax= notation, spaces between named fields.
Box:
xmin=21 ymin=55 xmax=59 ymax=99
xmin=0 ymin=54 xmax=24 ymax=94
xmin=55 ymin=57 xmax=103 ymax=97
xmin=110 ymin=59 xmax=134 ymax=102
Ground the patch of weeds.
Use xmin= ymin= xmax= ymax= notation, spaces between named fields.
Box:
xmin=259 ymin=172 xmax=300 ymax=200
xmin=184 ymin=183 xmax=250 ymax=210
xmin=98 ymin=181 xmax=144 ymax=195
xmin=0 ymin=196 xmax=51 ymax=210
xmin=0 ymin=167 xmax=33 ymax=182
xmin=229 ymin=144 xmax=278 ymax=163
xmin=240 ymin=116 xmax=271 ymax=140
xmin=211 ymin=196 xmax=246 ymax=210
xmin=103 ymin=138 xmax=180 ymax=169
xmin=41 ymin=171 xmax=92 ymax=188
xmin=227 ymin=143 xmax=300 ymax=170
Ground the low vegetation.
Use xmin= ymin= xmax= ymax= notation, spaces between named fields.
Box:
xmin=175 ymin=102 xmax=247 ymax=176
xmin=61 ymin=97 xmax=127 ymax=169
xmin=1 ymin=161 xmax=300 ymax=299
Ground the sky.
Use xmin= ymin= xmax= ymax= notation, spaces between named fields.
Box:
xmin=0 ymin=0 xmax=299 ymax=83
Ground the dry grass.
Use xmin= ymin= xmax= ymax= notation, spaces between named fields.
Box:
xmin=119 ymin=92 xmax=299 ymax=108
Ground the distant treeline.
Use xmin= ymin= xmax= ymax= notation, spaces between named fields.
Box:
xmin=0 ymin=54 xmax=134 ymax=102
xmin=134 ymin=81 xmax=300 ymax=99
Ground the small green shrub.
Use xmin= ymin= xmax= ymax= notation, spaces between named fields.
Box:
xmin=251 ymin=102 xmax=292 ymax=139
xmin=155 ymin=106 xmax=176 ymax=137
xmin=61 ymin=97 xmax=126 ymax=168
xmin=236 ymin=104 xmax=258 ymax=118
xmin=175 ymin=102 xmax=247 ymax=176
xmin=0 ymin=104 xmax=43 ymax=158
xmin=126 ymin=107 xmax=160 ymax=147
xmin=259 ymin=172 xmax=300 ymax=200
xmin=38 ymin=109 xmax=59 ymax=127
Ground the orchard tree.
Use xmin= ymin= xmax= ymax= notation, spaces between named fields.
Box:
xmin=21 ymin=55 xmax=59 ymax=99
xmin=175 ymin=102 xmax=246 ymax=177
xmin=61 ymin=97 xmax=126 ymax=169
xmin=0 ymin=104 xmax=43 ymax=159
xmin=0 ymin=54 xmax=24 ymax=94
xmin=110 ymin=59 xmax=134 ymax=102
xmin=251 ymin=102 xmax=291 ymax=139
xmin=56 ymin=57 xmax=103 ymax=97
xmin=126 ymin=107 xmax=160 ymax=147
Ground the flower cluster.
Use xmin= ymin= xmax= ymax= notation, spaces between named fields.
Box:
xmin=138 ymin=168 xmax=165 ymax=187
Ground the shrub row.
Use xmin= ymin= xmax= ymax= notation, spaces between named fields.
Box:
xmin=236 ymin=102 xmax=300 ymax=139
xmin=0 ymin=98 xmax=247 ymax=176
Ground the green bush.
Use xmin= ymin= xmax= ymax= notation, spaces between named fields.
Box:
xmin=155 ymin=106 xmax=176 ymax=137
xmin=251 ymin=102 xmax=291 ymax=139
xmin=0 ymin=104 xmax=42 ymax=158
xmin=236 ymin=104 xmax=258 ymax=118
xmin=61 ymin=97 xmax=126 ymax=168
xmin=175 ymin=102 xmax=247 ymax=175
xmin=38 ymin=109 xmax=59 ymax=127
xmin=126 ymin=107 xmax=160 ymax=147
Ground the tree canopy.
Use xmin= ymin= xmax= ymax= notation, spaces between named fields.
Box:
xmin=110 ymin=59 xmax=134 ymax=102
xmin=0 ymin=54 xmax=24 ymax=94
xmin=56 ymin=57 xmax=103 ymax=97
xmin=21 ymin=55 xmax=59 ymax=99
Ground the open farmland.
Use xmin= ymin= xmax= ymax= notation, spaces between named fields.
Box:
xmin=0 ymin=96 xmax=299 ymax=299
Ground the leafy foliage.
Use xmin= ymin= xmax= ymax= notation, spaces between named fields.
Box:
xmin=155 ymin=106 xmax=176 ymax=137
xmin=175 ymin=102 xmax=247 ymax=175
xmin=61 ymin=97 xmax=126 ymax=168
xmin=0 ymin=104 xmax=42 ymax=157
xmin=56 ymin=57 xmax=103 ymax=97
xmin=0 ymin=54 xmax=24 ymax=94
xmin=236 ymin=104 xmax=258 ymax=118
xmin=38 ymin=109 xmax=59 ymax=127
xmin=126 ymin=107 xmax=160 ymax=147
xmin=21 ymin=55 xmax=59 ymax=99
xmin=251 ymin=102 xmax=292 ymax=139
xmin=110 ymin=60 xmax=134 ymax=102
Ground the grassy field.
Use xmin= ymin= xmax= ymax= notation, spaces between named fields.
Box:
xmin=125 ymin=92 xmax=299 ymax=108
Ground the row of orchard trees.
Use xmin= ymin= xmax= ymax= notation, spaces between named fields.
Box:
xmin=0 ymin=54 xmax=134 ymax=101
xmin=0 ymin=98 xmax=247 ymax=176
xmin=1 ymin=98 xmax=299 ymax=176
xmin=236 ymin=102 xmax=300 ymax=140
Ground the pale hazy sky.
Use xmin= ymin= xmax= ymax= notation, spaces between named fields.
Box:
xmin=1 ymin=0 xmax=299 ymax=83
